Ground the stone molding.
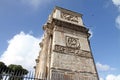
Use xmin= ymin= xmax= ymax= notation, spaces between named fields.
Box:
xmin=52 ymin=19 xmax=89 ymax=34
xmin=51 ymin=67 xmax=97 ymax=75
xmin=54 ymin=25 xmax=89 ymax=38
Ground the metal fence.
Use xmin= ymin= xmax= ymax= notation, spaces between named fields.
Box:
xmin=0 ymin=68 xmax=46 ymax=80
xmin=0 ymin=69 xmax=74 ymax=80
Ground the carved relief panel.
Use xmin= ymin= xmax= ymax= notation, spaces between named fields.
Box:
xmin=61 ymin=12 xmax=79 ymax=23
xmin=66 ymin=36 xmax=80 ymax=48
xmin=53 ymin=35 xmax=91 ymax=57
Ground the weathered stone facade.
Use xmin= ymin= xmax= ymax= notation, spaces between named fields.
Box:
xmin=35 ymin=6 xmax=99 ymax=80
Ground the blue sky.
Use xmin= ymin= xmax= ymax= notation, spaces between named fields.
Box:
xmin=0 ymin=0 xmax=120 ymax=80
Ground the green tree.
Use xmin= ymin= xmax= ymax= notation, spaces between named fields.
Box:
xmin=0 ymin=62 xmax=8 ymax=79
xmin=8 ymin=64 xmax=28 ymax=80
xmin=0 ymin=61 xmax=7 ymax=71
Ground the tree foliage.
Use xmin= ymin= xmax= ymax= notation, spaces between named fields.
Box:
xmin=8 ymin=64 xmax=28 ymax=74
xmin=8 ymin=64 xmax=28 ymax=80
xmin=0 ymin=62 xmax=8 ymax=79
xmin=0 ymin=61 xmax=7 ymax=71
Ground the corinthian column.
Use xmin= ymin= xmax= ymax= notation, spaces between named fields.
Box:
xmin=38 ymin=25 xmax=52 ymax=79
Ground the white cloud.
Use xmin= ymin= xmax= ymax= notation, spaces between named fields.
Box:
xmin=96 ymin=62 xmax=119 ymax=80
xmin=96 ymin=62 xmax=116 ymax=71
xmin=112 ymin=0 xmax=120 ymax=29
xmin=112 ymin=0 xmax=120 ymax=7
xmin=116 ymin=15 xmax=120 ymax=29
xmin=100 ymin=74 xmax=120 ymax=80
xmin=106 ymin=74 xmax=120 ymax=80
xmin=0 ymin=31 xmax=42 ymax=71
xmin=100 ymin=77 xmax=104 ymax=80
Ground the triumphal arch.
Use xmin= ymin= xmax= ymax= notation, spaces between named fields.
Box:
xmin=35 ymin=6 xmax=99 ymax=80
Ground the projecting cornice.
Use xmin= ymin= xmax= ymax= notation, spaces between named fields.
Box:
xmin=52 ymin=18 xmax=89 ymax=34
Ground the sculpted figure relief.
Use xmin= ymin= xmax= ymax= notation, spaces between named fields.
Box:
xmin=61 ymin=12 xmax=78 ymax=23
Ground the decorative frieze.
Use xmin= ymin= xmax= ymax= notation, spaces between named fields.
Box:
xmin=54 ymin=44 xmax=91 ymax=58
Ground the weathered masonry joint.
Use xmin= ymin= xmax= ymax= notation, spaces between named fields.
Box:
xmin=35 ymin=6 xmax=99 ymax=80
